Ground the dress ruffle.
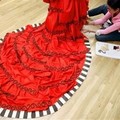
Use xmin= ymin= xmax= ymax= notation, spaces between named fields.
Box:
xmin=0 ymin=0 xmax=89 ymax=111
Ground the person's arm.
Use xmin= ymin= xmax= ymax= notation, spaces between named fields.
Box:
xmin=96 ymin=22 xmax=120 ymax=35
xmin=93 ymin=12 xmax=111 ymax=25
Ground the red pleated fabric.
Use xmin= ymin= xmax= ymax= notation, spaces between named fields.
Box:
xmin=0 ymin=0 xmax=89 ymax=111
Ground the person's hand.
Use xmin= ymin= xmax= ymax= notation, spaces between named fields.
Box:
xmin=88 ymin=21 xmax=95 ymax=25
xmin=95 ymin=30 xmax=101 ymax=36
xmin=82 ymin=29 xmax=96 ymax=33
xmin=86 ymin=18 xmax=95 ymax=25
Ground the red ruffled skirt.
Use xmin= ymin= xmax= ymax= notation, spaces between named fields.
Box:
xmin=0 ymin=23 xmax=88 ymax=111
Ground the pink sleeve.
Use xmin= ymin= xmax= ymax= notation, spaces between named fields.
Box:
xmin=98 ymin=22 xmax=120 ymax=34
xmin=93 ymin=12 xmax=112 ymax=25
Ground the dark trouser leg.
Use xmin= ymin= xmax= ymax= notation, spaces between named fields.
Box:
xmin=88 ymin=4 xmax=108 ymax=17
xmin=95 ymin=31 xmax=120 ymax=42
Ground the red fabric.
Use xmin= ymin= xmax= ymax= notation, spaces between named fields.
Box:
xmin=0 ymin=0 xmax=89 ymax=111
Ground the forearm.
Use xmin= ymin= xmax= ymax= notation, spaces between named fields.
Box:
xmin=93 ymin=12 xmax=111 ymax=25
xmin=97 ymin=23 xmax=120 ymax=35
xmin=93 ymin=19 xmax=106 ymax=25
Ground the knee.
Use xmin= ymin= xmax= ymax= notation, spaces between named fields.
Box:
xmin=102 ymin=4 xmax=108 ymax=14
xmin=95 ymin=34 xmax=104 ymax=41
xmin=102 ymin=4 xmax=107 ymax=8
xmin=95 ymin=35 xmax=101 ymax=41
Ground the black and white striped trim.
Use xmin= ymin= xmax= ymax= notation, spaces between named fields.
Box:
xmin=0 ymin=23 xmax=92 ymax=119
xmin=0 ymin=38 xmax=3 ymax=43
xmin=13 ymin=23 xmax=41 ymax=33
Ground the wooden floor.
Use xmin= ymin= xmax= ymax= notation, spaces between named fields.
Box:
xmin=0 ymin=0 xmax=120 ymax=120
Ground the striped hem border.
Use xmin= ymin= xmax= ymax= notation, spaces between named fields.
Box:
xmin=0 ymin=23 xmax=92 ymax=119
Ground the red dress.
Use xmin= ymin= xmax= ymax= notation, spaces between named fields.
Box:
xmin=0 ymin=0 xmax=88 ymax=111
